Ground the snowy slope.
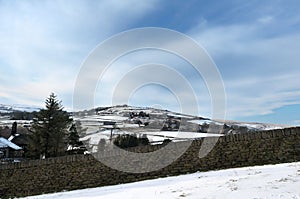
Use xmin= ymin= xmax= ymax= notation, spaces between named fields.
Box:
xmin=214 ymin=119 xmax=289 ymax=131
xmin=22 ymin=162 xmax=300 ymax=199
xmin=0 ymin=104 xmax=40 ymax=113
xmin=76 ymin=105 xmax=288 ymax=139
xmin=92 ymin=105 xmax=287 ymax=131
xmin=74 ymin=105 xmax=293 ymax=152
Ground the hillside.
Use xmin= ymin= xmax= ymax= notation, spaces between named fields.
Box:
xmin=74 ymin=105 xmax=290 ymax=151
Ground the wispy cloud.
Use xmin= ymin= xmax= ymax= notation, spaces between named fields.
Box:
xmin=188 ymin=15 xmax=300 ymax=119
xmin=0 ymin=0 xmax=159 ymax=106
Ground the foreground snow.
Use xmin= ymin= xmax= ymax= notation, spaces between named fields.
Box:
xmin=23 ymin=162 xmax=300 ymax=199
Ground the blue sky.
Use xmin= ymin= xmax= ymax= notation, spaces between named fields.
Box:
xmin=0 ymin=0 xmax=300 ymax=125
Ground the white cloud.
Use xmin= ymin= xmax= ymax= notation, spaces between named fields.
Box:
xmin=257 ymin=16 xmax=274 ymax=24
xmin=188 ymin=20 xmax=300 ymax=119
xmin=0 ymin=0 xmax=159 ymax=107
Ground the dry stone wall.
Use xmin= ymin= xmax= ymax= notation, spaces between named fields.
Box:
xmin=0 ymin=127 xmax=300 ymax=198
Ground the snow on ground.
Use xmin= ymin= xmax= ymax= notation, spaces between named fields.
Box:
xmin=213 ymin=119 xmax=289 ymax=131
xmin=167 ymin=113 xmax=194 ymax=119
xmin=188 ymin=119 xmax=212 ymax=125
xmin=23 ymin=162 xmax=300 ymax=199
xmin=80 ymin=130 xmax=223 ymax=147
xmin=79 ymin=115 xmax=128 ymax=122
xmin=0 ymin=119 xmax=32 ymax=127
xmin=93 ymin=115 xmax=128 ymax=121
xmin=236 ymin=123 xmax=288 ymax=131
xmin=189 ymin=119 xmax=288 ymax=131
xmin=144 ymin=131 xmax=222 ymax=139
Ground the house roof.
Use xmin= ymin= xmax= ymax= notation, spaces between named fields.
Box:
xmin=0 ymin=137 xmax=22 ymax=150
xmin=11 ymin=134 xmax=28 ymax=146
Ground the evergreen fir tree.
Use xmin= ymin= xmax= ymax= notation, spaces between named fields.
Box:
xmin=68 ymin=123 xmax=80 ymax=148
xmin=27 ymin=93 xmax=72 ymax=159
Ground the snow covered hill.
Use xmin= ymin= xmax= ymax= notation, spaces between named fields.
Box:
xmin=22 ymin=162 xmax=300 ymax=199
xmin=74 ymin=105 xmax=289 ymax=151
xmin=87 ymin=105 xmax=288 ymax=132
xmin=0 ymin=104 xmax=40 ymax=113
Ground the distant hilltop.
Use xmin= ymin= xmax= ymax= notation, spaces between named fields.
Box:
xmin=0 ymin=104 xmax=41 ymax=113
xmin=76 ymin=105 xmax=290 ymax=133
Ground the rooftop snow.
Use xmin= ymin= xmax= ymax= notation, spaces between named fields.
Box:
xmin=0 ymin=137 xmax=22 ymax=150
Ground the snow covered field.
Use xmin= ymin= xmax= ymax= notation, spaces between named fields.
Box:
xmin=23 ymin=162 xmax=300 ymax=199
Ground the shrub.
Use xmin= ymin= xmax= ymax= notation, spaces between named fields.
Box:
xmin=113 ymin=134 xmax=149 ymax=148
